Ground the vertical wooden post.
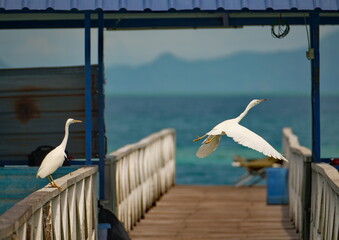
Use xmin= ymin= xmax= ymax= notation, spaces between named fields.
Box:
xmin=302 ymin=155 xmax=311 ymax=240
xmin=98 ymin=11 xmax=105 ymax=199
xmin=302 ymin=11 xmax=320 ymax=240
xmin=310 ymin=12 xmax=320 ymax=163
xmin=85 ymin=13 xmax=92 ymax=165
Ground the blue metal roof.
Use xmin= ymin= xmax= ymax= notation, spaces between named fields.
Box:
xmin=1 ymin=0 xmax=338 ymax=12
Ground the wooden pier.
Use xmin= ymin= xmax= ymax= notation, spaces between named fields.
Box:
xmin=2 ymin=128 xmax=339 ymax=240
xmin=130 ymin=185 xmax=299 ymax=240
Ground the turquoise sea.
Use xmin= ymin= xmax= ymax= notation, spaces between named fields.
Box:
xmin=105 ymin=95 xmax=339 ymax=185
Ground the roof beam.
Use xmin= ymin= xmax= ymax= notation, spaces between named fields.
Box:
xmin=1 ymin=12 xmax=339 ymax=29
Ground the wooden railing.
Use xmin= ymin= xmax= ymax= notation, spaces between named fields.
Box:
xmin=0 ymin=166 xmax=98 ymax=240
xmin=282 ymin=127 xmax=312 ymax=238
xmin=104 ymin=128 xmax=176 ymax=231
xmin=311 ymin=163 xmax=339 ymax=240
xmin=283 ymin=127 xmax=339 ymax=240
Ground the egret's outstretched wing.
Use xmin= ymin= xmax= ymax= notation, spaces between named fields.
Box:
xmin=196 ymin=135 xmax=221 ymax=158
xmin=225 ymin=123 xmax=287 ymax=161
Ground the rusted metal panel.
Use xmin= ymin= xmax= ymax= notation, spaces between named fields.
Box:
xmin=0 ymin=66 xmax=98 ymax=92
xmin=0 ymin=95 xmax=98 ymax=113
xmin=0 ymin=114 xmax=98 ymax=134
xmin=0 ymin=134 xmax=92 ymax=161
xmin=0 ymin=66 xmax=100 ymax=163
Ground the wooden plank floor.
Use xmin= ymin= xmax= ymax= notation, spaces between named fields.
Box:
xmin=129 ymin=185 xmax=299 ymax=240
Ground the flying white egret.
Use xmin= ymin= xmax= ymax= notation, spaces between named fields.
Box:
xmin=36 ymin=118 xmax=82 ymax=191
xmin=193 ymin=99 xmax=287 ymax=161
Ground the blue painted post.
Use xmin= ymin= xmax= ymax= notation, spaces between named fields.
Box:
xmin=98 ymin=11 xmax=105 ymax=199
xmin=300 ymin=11 xmax=320 ymax=240
xmin=85 ymin=13 xmax=92 ymax=165
xmin=310 ymin=12 xmax=321 ymax=163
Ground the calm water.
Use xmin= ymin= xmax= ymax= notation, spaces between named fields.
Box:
xmin=105 ymin=95 xmax=339 ymax=185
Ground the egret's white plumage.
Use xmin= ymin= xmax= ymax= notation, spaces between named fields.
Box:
xmin=36 ymin=118 xmax=82 ymax=190
xmin=193 ymin=99 xmax=287 ymax=161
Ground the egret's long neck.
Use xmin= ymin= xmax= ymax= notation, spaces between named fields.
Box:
xmin=60 ymin=122 xmax=70 ymax=150
xmin=235 ymin=104 xmax=253 ymax=123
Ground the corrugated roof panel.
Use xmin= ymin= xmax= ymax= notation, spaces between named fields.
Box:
xmin=200 ymin=0 xmax=219 ymax=10
xmin=149 ymin=1 xmax=172 ymax=11
xmin=52 ymin=1 xmax=69 ymax=11
xmin=260 ymin=0 xmax=282 ymax=9
xmin=318 ymin=0 xmax=339 ymax=10
xmin=0 ymin=0 xmax=20 ymax=10
xmin=221 ymin=0 xmax=243 ymax=10
xmin=150 ymin=1 xmax=171 ymax=11
xmin=126 ymin=0 xmax=149 ymax=11
xmin=297 ymin=0 xmax=315 ymax=10
xmin=94 ymin=0 xmax=115 ymax=11
xmin=28 ymin=0 xmax=48 ymax=10
xmin=247 ymin=0 xmax=266 ymax=11
xmin=170 ymin=0 xmax=193 ymax=11
xmin=0 ymin=0 xmax=339 ymax=11
xmin=288 ymin=0 xmax=299 ymax=9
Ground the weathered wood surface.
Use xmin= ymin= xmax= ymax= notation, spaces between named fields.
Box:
xmin=282 ymin=127 xmax=311 ymax=235
xmin=0 ymin=166 xmax=98 ymax=240
xmin=311 ymin=163 xmax=339 ymax=240
xmin=283 ymin=127 xmax=339 ymax=240
xmin=130 ymin=186 xmax=299 ymax=240
xmin=104 ymin=129 xmax=176 ymax=232
xmin=0 ymin=65 xmax=101 ymax=163
xmin=0 ymin=166 xmax=79 ymax=215
xmin=0 ymin=66 xmax=98 ymax=91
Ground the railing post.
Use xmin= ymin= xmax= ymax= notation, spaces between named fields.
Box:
xmin=306 ymin=10 xmax=320 ymax=240
xmin=98 ymin=11 xmax=105 ymax=200
xmin=105 ymin=129 xmax=175 ymax=231
xmin=310 ymin=11 xmax=320 ymax=163
xmin=85 ymin=12 xmax=92 ymax=165
xmin=302 ymin=155 xmax=312 ymax=240
xmin=0 ymin=167 xmax=98 ymax=239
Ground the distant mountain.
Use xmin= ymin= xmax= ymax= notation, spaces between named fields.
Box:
xmin=105 ymin=30 xmax=339 ymax=95
xmin=0 ymin=59 xmax=8 ymax=68
xmin=319 ymin=30 xmax=339 ymax=92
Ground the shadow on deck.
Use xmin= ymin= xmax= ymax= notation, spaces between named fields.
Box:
xmin=130 ymin=185 xmax=298 ymax=240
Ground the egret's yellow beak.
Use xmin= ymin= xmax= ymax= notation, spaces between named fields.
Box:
xmin=74 ymin=120 xmax=82 ymax=123
xmin=259 ymin=99 xmax=268 ymax=102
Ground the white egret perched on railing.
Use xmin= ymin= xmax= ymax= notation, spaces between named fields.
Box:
xmin=36 ymin=118 xmax=82 ymax=191
xmin=193 ymin=99 xmax=287 ymax=161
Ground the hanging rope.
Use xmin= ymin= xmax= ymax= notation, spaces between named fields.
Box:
xmin=271 ymin=14 xmax=290 ymax=39
xmin=304 ymin=13 xmax=314 ymax=60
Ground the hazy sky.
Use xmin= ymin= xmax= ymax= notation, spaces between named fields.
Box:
xmin=1 ymin=25 xmax=339 ymax=68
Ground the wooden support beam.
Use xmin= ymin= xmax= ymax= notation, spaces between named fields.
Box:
xmin=98 ymin=11 xmax=105 ymax=199
xmin=305 ymin=10 xmax=320 ymax=240
xmin=85 ymin=12 xmax=92 ymax=165
xmin=310 ymin=11 xmax=320 ymax=163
